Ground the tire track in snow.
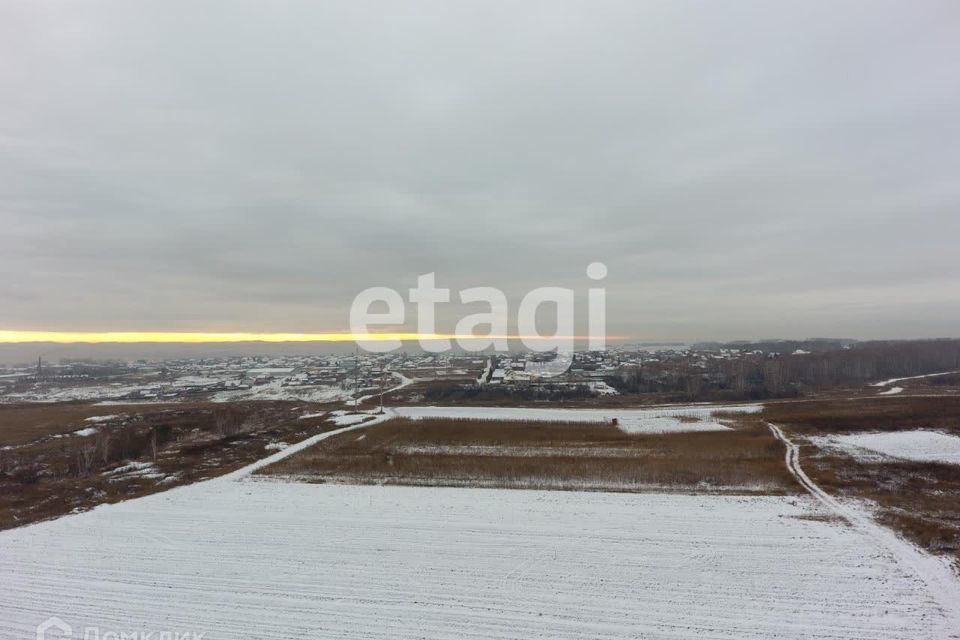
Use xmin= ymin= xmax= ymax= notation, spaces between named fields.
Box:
xmin=768 ymin=422 xmax=960 ymax=638
xmin=221 ymin=411 xmax=394 ymax=480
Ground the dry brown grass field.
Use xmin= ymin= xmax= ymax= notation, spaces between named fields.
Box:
xmin=0 ymin=402 xmax=197 ymax=446
xmin=261 ymin=415 xmax=797 ymax=494
xmin=763 ymin=396 xmax=960 ymax=434
xmin=764 ymin=396 xmax=960 ymax=560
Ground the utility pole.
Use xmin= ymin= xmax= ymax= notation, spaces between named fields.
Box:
xmin=354 ymin=346 xmax=360 ymax=407
xmin=379 ymin=363 xmax=387 ymax=414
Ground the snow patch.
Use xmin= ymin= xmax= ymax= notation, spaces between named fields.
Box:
xmin=105 ymin=461 xmax=155 ymax=475
xmin=588 ymin=380 xmax=619 ymax=395
xmin=812 ymin=430 xmax=960 ymax=465
xmin=102 ymin=461 xmax=166 ymax=481
xmin=211 ymin=379 xmax=351 ymax=403
xmin=84 ymin=414 xmax=122 ymax=423
xmin=330 ymin=413 xmax=372 ymax=426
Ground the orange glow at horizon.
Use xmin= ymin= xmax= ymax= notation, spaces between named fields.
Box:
xmin=0 ymin=330 xmax=627 ymax=344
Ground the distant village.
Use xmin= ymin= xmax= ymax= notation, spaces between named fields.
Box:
xmin=0 ymin=345 xmax=732 ymax=404
xmin=1 ymin=338 xmax=956 ymax=404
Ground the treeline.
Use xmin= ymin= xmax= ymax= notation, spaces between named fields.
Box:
xmin=610 ymin=339 xmax=960 ymax=401
xmin=756 ymin=339 xmax=960 ymax=389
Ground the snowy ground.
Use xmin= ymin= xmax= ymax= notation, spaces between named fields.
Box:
xmin=209 ymin=378 xmax=350 ymax=403
xmin=871 ymin=371 xmax=959 ymax=387
xmin=812 ymin=430 xmax=960 ymax=465
xmin=391 ymin=404 xmax=761 ymax=434
xmin=3 ymin=415 xmax=958 ymax=639
xmin=1 ymin=373 xmax=354 ymax=404
xmin=328 ymin=412 xmax=374 ymax=426
xmin=878 ymin=386 xmax=904 ymax=396
xmin=0 ymin=382 xmax=164 ymax=403
xmin=351 ymin=371 xmax=415 ymax=405
xmin=0 ymin=477 xmax=953 ymax=639
xmin=83 ymin=414 xmax=123 ymax=423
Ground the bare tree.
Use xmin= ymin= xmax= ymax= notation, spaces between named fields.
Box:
xmin=97 ymin=430 xmax=112 ymax=465
xmin=76 ymin=441 xmax=98 ymax=477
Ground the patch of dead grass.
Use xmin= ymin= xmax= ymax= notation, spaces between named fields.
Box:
xmin=763 ymin=396 xmax=960 ymax=434
xmin=260 ymin=417 xmax=797 ymax=494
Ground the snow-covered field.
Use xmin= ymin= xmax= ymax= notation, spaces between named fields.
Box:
xmin=0 ymin=477 xmax=952 ymax=639
xmin=209 ymin=378 xmax=350 ymax=403
xmin=0 ymin=382 xmax=163 ymax=403
xmin=391 ymin=404 xmax=761 ymax=433
xmin=328 ymin=412 xmax=373 ymax=426
xmin=0 ymin=374 xmax=354 ymax=404
xmin=812 ymin=430 xmax=960 ymax=465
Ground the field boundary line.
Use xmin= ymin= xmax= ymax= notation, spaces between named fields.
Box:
xmin=768 ymin=422 xmax=960 ymax=637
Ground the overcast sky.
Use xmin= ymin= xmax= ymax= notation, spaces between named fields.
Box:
xmin=1 ymin=0 xmax=958 ymax=342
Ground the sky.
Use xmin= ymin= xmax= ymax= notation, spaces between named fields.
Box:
xmin=1 ymin=0 xmax=959 ymax=344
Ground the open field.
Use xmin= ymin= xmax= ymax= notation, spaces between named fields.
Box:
xmin=1 ymin=400 xmax=959 ymax=638
xmin=261 ymin=414 xmax=798 ymax=493
xmin=0 ymin=401 xmax=768 ymax=530
xmin=764 ymin=396 xmax=960 ymax=434
xmin=764 ymin=396 xmax=960 ymax=560
xmin=389 ymin=404 xmax=761 ymax=433
xmin=0 ymin=477 xmax=954 ymax=640
xmin=0 ymin=402 xmax=202 ymax=447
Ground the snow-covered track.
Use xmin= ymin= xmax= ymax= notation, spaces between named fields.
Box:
xmin=768 ymin=423 xmax=960 ymax=638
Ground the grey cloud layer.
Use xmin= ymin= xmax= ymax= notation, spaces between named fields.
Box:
xmin=1 ymin=1 xmax=958 ymax=340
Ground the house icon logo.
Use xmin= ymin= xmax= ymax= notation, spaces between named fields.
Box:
xmin=36 ymin=617 xmax=71 ymax=640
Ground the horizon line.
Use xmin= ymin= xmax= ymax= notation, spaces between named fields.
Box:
xmin=0 ymin=331 xmax=629 ymax=345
